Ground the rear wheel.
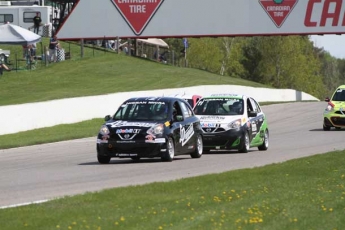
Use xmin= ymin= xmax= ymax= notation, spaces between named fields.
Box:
xmin=258 ymin=129 xmax=269 ymax=151
xmin=190 ymin=134 xmax=203 ymax=158
xmin=97 ymin=155 xmax=111 ymax=164
xmin=238 ymin=131 xmax=249 ymax=153
xmin=162 ymin=137 xmax=175 ymax=162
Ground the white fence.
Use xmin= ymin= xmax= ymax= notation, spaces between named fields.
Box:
xmin=0 ymin=85 xmax=319 ymax=135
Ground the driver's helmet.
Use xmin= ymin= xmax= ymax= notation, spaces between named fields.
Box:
xmin=231 ymin=101 xmax=243 ymax=114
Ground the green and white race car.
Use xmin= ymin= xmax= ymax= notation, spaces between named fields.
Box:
xmin=193 ymin=94 xmax=269 ymax=153
xmin=323 ymin=85 xmax=345 ymax=131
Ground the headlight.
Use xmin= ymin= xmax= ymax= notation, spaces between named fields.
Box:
xmin=147 ymin=124 xmax=164 ymax=135
xmin=99 ymin=125 xmax=110 ymax=135
xmin=228 ymin=119 xmax=241 ymax=129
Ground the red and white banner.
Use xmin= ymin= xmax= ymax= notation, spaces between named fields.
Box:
xmin=57 ymin=0 xmax=345 ymax=40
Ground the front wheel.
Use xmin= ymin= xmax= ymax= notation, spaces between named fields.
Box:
xmin=323 ymin=124 xmax=331 ymax=131
xmin=190 ymin=134 xmax=203 ymax=158
xmin=258 ymin=129 xmax=269 ymax=151
xmin=97 ymin=155 xmax=111 ymax=164
xmin=238 ymin=131 xmax=249 ymax=153
xmin=162 ymin=137 xmax=175 ymax=162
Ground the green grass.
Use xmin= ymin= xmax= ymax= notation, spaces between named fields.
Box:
xmin=0 ymin=38 xmax=268 ymax=106
xmin=1 ymin=150 xmax=344 ymax=230
xmin=0 ymin=118 xmax=103 ymax=150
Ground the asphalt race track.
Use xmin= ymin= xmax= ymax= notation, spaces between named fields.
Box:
xmin=1 ymin=102 xmax=345 ymax=208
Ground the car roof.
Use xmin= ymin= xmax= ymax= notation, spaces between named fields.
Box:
xmin=202 ymin=94 xmax=245 ymax=99
xmin=125 ymin=96 xmax=185 ymax=103
xmin=168 ymin=93 xmax=202 ymax=99
xmin=336 ymin=85 xmax=345 ymax=89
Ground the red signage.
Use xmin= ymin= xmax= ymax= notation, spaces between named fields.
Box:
xmin=259 ymin=0 xmax=298 ymax=28
xmin=305 ymin=0 xmax=345 ymax=27
xmin=111 ymin=0 xmax=164 ymax=35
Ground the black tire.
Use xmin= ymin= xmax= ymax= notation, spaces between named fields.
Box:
xmin=258 ymin=129 xmax=269 ymax=151
xmin=335 ymin=127 xmax=341 ymax=130
xmin=162 ymin=137 xmax=175 ymax=162
xmin=323 ymin=124 xmax=331 ymax=131
xmin=97 ymin=155 xmax=111 ymax=164
xmin=238 ymin=131 xmax=250 ymax=153
xmin=190 ymin=134 xmax=203 ymax=158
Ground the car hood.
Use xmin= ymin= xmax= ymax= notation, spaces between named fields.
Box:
xmin=331 ymin=101 xmax=345 ymax=109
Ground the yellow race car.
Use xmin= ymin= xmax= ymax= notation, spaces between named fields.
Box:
xmin=323 ymin=85 xmax=345 ymax=131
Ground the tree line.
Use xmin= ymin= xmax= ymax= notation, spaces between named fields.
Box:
xmin=165 ymin=36 xmax=345 ymax=100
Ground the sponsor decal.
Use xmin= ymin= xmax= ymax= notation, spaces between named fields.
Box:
xmin=179 ymin=124 xmax=194 ymax=146
xmin=116 ymin=129 xmax=141 ymax=134
xmin=210 ymin=94 xmax=240 ymax=97
xmin=145 ymin=134 xmax=156 ymax=141
xmin=259 ymin=0 xmax=298 ymax=28
xmin=199 ymin=116 xmax=226 ymax=120
xmin=305 ymin=0 xmax=345 ymax=27
xmin=145 ymin=138 xmax=166 ymax=143
xmin=201 ymin=123 xmax=217 ymax=128
xmin=164 ymin=121 xmax=170 ymax=127
xmin=97 ymin=139 xmax=108 ymax=144
xmin=102 ymin=134 xmax=110 ymax=140
xmin=110 ymin=0 xmax=165 ymax=35
xmin=117 ymin=140 xmax=135 ymax=143
xmin=109 ymin=121 xmax=155 ymax=128
xmin=116 ymin=153 xmax=138 ymax=157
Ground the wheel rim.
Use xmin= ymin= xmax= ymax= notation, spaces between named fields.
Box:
xmin=168 ymin=139 xmax=175 ymax=159
xmin=197 ymin=135 xmax=203 ymax=155
xmin=245 ymin=133 xmax=249 ymax=150
xmin=264 ymin=131 xmax=269 ymax=147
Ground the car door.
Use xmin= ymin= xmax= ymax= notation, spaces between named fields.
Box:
xmin=178 ymin=100 xmax=197 ymax=154
xmin=246 ymin=98 xmax=259 ymax=141
xmin=170 ymin=101 xmax=185 ymax=154
xmin=248 ymin=98 xmax=264 ymax=144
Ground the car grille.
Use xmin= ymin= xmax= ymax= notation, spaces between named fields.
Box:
xmin=334 ymin=111 xmax=345 ymax=115
xmin=202 ymin=127 xmax=226 ymax=133
xmin=331 ymin=117 xmax=345 ymax=126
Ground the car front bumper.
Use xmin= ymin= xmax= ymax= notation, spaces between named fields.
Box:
xmin=324 ymin=112 xmax=345 ymax=128
xmin=202 ymin=128 xmax=244 ymax=150
xmin=97 ymin=139 xmax=167 ymax=158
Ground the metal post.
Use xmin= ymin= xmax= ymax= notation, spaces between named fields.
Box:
xmin=116 ymin=36 xmax=119 ymax=54
xmin=81 ymin=39 xmax=84 ymax=58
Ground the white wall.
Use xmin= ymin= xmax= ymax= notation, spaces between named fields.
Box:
xmin=0 ymin=85 xmax=319 ymax=135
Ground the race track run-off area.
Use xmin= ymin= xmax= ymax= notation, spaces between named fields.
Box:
xmin=1 ymin=102 xmax=345 ymax=208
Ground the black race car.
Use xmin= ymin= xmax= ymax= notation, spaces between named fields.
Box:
xmin=96 ymin=97 xmax=204 ymax=163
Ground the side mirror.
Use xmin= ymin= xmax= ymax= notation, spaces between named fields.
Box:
xmin=325 ymin=97 xmax=330 ymax=102
xmin=248 ymin=111 xmax=257 ymax=117
xmin=104 ymin=115 xmax=111 ymax=121
xmin=176 ymin=115 xmax=184 ymax=121
xmin=172 ymin=115 xmax=184 ymax=122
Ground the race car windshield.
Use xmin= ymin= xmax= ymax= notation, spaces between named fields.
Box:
xmin=332 ymin=89 xmax=345 ymax=101
xmin=113 ymin=101 xmax=169 ymax=121
xmin=194 ymin=98 xmax=244 ymax=115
